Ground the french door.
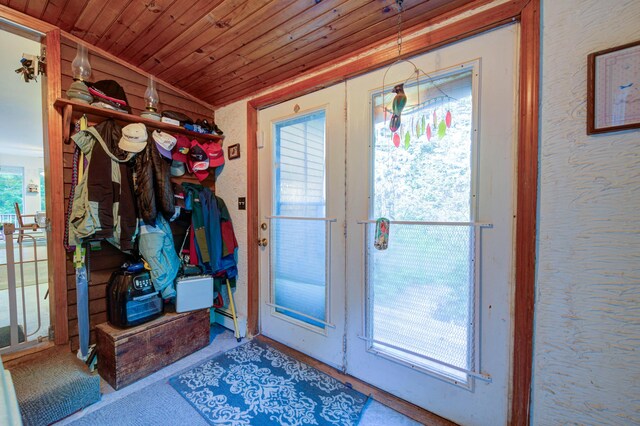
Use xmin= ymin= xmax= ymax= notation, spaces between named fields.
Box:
xmin=258 ymin=85 xmax=346 ymax=369
xmin=259 ymin=25 xmax=518 ymax=425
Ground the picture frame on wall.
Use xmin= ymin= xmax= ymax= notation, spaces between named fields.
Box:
xmin=228 ymin=143 xmax=241 ymax=160
xmin=587 ymin=39 xmax=640 ymax=134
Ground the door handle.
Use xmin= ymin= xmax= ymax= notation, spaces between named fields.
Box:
xmin=258 ymin=238 xmax=268 ymax=247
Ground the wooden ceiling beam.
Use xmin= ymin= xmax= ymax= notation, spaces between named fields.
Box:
xmin=205 ymin=0 xmax=477 ymax=104
xmin=124 ymin=0 xmax=244 ymax=68
xmin=93 ymin=0 xmax=159 ymax=51
xmin=68 ymin=0 xmax=112 ymax=40
xmin=55 ymin=0 xmax=90 ymax=32
xmin=156 ymin=0 xmax=302 ymax=84
xmin=207 ymin=0 xmax=474 ymax=103
xmin=41 ymin=0 xmax=66 ymax=28
xmin=141 ymin=0 xmax=273 ymax=75
xmin=101 ymin=0 xmax=183 ymax=56
xmin=72 ymin=0 xmax=134 ymax=46
xmin=178 ymin=0 xmax=369 ymax=92
xmin=24 ymin=0 xmax=47 ymax=20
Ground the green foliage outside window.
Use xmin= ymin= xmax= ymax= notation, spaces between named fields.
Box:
xmin=0 ymin=167 xmax=24 ymax=215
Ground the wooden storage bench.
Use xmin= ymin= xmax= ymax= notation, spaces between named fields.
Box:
xmin=95 ymin=309 xmax=209 ymax=390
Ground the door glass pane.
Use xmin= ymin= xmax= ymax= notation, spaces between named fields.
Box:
xmin=272 ymin=110 xmax=327 ymax=328
xmin=368 ymin=68 xmax=475 ymax=382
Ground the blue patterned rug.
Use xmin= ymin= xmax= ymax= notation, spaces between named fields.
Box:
xmin=169 ymin=340 xmax=367 ymax=425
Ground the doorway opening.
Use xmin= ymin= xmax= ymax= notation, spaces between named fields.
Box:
xmin=0 ymin=26 xmax=50 ymax=354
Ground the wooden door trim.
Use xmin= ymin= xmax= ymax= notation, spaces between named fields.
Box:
xmin=43 ymin=29 xmax=68 ymax=345
xmin=246 ymin=1 xmax=540 ymax=424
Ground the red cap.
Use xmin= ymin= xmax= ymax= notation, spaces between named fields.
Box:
xmin=172 ymin=135 xmax=191 ymax=163
xmin=205 ymin=142 xmax=225 ymax=168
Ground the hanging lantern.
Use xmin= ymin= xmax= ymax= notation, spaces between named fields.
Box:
xmin=141 ymin=75 xmax=162 ymax=121
xmin=66 ymin=44 xmax=93 ymax=104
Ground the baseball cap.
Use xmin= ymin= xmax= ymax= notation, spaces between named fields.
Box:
xmin=188 ymin=141 xmax=209 ymax=181
xmin=152 ymin=130 xmax=176 ymax=160
xmin=170 ymin=160 xmax=186 ymax=177
xmin=119 ymin=123 xmax=147 ymax=153
xmin=205 ymin=142 xmax=224 ymax=168
xmin=172 ymin=135 xmax=191 ymax=163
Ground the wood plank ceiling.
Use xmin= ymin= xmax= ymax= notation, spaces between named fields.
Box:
xmin=3 ymin=0 xmax=477 ymax=107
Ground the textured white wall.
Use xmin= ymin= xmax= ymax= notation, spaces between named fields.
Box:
xmin=214 ymin=101 xmax=248 ymax=321
xmin=533 ymin=1 xmax=640 ymax=424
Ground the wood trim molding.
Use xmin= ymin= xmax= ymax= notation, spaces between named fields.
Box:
xmin=246 ymin=1 xmax=540 ymax=424
xmin=246 ymin=104 xmax=259 ymax=336
xmin=512 ymin=0 xmax=540 ymax=424
xmin=43 ymin=29 xmax=68 ymax=346
xmin=0 ymin=4 xmax=55 ymax=33
xmin=256 ymin=335 xmax=455 ymax=426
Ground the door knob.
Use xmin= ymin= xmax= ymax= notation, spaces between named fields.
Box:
xmin=258 ymin=238 xmax=268 ymax=247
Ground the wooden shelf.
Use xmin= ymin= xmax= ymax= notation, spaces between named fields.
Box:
xmin=55 ymin=98 xmax=224 ymax=144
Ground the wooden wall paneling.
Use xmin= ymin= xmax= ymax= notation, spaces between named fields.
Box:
xmin=42 ymin=29 xmax=68 ymax=346
xmin=204 ymin=0 xmax=478 ymax=103
xmin=512 ymin=1 xmax=539 ymax=424
xmin=103 ymin=0 xmax=203 ymax=57
xmin=156 ymin=0 xmax=301 ymax=83
xmin=56 ymin=32 xmax=216 ymax=114
xmin=59 ymin=38 xmax=214 ymax=120
xmin=179 ymin=0 xmax=360 ymax=92
xmin=135 ymin=0 xmax=260 ymax=73
xmin=246 ymin=2 xmax=539 ymax=425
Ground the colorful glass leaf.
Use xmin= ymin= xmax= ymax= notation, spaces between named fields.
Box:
xmin=421 ymin=115 xmax=426 ymax=136
xmin=426 ymin=123 xmax=432 ymax=141
xmin=446 ymin=110 xmax=452 ymax=128
xmin=432 ymin=110 xmax=437 ymax=128
xmin=438 ymin=120 xmax=447 ymax=139
xmin=392 ymin=132 xmax=400 ymax=147
xmin=404 ymin=131 xmax=411 ymax=149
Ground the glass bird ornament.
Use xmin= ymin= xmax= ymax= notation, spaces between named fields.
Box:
xmin=388 ymin=83 xmax=407 ymax=133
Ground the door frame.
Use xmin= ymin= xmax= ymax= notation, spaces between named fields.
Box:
xmin=0 ymin=9 xmax=68 ymax=347
xmin=247 ymin=1 xmax=540 ymax=423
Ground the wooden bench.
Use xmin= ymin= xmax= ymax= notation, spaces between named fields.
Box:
xmin=95 ymin=309 xmax=209 ymax=390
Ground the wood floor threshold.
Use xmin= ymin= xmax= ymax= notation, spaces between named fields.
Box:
xmin=256 ymin=335 xmax=457 ymax=426
xmin=1 ymin=340 xmax=55 ymax=364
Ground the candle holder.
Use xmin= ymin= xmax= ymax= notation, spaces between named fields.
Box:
xmin=141 ymin=76 xmax=161 ymax=121
xmin=66 ymin=44 xmax=93 ymax=104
